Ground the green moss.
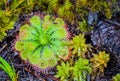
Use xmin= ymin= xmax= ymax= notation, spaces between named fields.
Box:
xmin=90 ymin=51 xmax=110 ymax=80
xmin=69 ymin=34 xmax=91 ymax=57
xmin=0 ymin=8 xmax=16 ymax=41
xmin=47 ymin=0 xmax=60 ymax=13
xmin=75 ymin=0 xmax=116 ymax=19
xmin=58 ymin=0 xmax=74 ymax=22
xmin=15 ymin=15 xmax=69 ymax=68
xmin=112 ymin=74 xmax=120 ymax=81
xmin=34 ymin=0 xmax=119 ymax=23
xmin=78 ymin=19 xmax=92 ymax=32
xmin=56 ymin=62 xmax=71 ymax=81
xmin=73 ymin=58 xmax=92 ymax=81
xmin=36 ymin=0 xmax=75 ymax=22
xmin=56 ymin=58 xmax=92 ymax=81
xmin=0 ymin=0 xmax=36 ymax=41
xmin=90 ymin=51 xmax=110 ymax=73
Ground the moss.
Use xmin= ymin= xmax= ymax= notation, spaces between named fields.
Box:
xmin=58 ymin=0 xmax=74 ymax=22
xmin=90 ymin=51 xmax=110 ymax=80
xmin=112 ymin=74 xmax=120 ymax=81
xmin=78 ymin=19 xmax=92 ymax=32
xmin=56 ymin=62 xmax=71 ymax=81
xmin=90 ymin=51 xmax=110 ymax=73
xmin=56 ymin=58 xmax=92 ymax=81
xmin=0 ymin=0 xmax=36 ymax=41
xmin=69 ymin=34 xmax=91 ymax=57
xmin=75 ymin=0 xmax=116 ymax=19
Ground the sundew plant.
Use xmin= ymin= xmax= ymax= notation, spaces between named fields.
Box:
xmin=15 ymin=15 xmax=69 ymax=69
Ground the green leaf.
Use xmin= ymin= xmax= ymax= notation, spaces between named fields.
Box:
xmin=30 ymin=15 xmax=42 ymax=30
xmin=0 ymin=56 xmax=17 ymax=81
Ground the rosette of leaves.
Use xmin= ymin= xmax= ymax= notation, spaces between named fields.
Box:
xmin=90 ymin=51 xmax=110 ymax=74
xmin=15 ymin=15 xmax=69 ymax=69
xmin=69 ymin=34 xmax=91 ymax=57
xmin=55 ymin=58 xmax=92 ymax=81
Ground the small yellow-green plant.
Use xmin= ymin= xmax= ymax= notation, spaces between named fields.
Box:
xmin=90 ymin=51 xmax=110 ymax=80
xmin=112 ymin=73 xmax=120 ymax=81
xmin=0 ymin=56 xmax=17 ymax=81
xmin=35 ymin=0 xmax=119 ymax=24
xmin=56 ymin=62 xmax=72 ymax=81
xmin=15 ymin=15 xmax=69 ymax=69
xmin=73 ymin=58 xmax=92 ymax=81
xmin=90 ymin=51 xmax=110 ymax=74
xmin=56 ymin=58 xmax=92 ymax=81
xmin=0 ymin=0 xmax=22 ymax=41
xmin=58 ymin=0 xmax=74 ymax=22
xmin=0 ymin=0 xmax=36 ymax=41
xmin=78 ymin=19 xmax=92 ymax=32
xmin=47 ymin=0 xmax=60 ymax=13
xmin=36 ymin=0 xmax=75 ymax=22
xmin=75 ymin=0 xmax=114 ymax=19
xmin=69 ymin=34 xmax=91 ymax=57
